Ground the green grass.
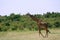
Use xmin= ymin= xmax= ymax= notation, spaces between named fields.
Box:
xmin=0 ymin=29 xmax=60 ymax=40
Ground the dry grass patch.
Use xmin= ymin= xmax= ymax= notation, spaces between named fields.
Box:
xmin=0 ymin=29 xmax=60 ymax=40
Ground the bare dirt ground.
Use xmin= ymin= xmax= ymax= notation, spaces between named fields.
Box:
xmin=0 ymin=29 xmax=60 ymax=40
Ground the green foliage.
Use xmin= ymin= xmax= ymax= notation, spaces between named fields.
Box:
xmin=9 ymin=13 xmax=21 ymax=21
xmin=54 ymin=21 xmax=60 ymax=28
xmin=0 ymin=26 xmax=9 ymax=31
xmin=47 ymin=23 xmax=52 ymax=28
xmin=0 ymin=12 xmax=60 ymax=31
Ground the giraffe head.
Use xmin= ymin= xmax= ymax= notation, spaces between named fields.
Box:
xmin=26 ymin=13 xmax=31 ymax=15
xmin=26 ymin=13 xmax=33 ymax=17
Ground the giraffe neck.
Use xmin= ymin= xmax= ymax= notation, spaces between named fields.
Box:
xmin=29 ymin=15 xmax=42 ymax=22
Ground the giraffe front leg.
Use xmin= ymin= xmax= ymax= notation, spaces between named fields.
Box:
xmin=39 ymin=30 xmax=45 ymax=37
xmin=37 ymin=23 xmax=45 ymax=38
xmin=40 ymin=32 xmax=45 ymax=38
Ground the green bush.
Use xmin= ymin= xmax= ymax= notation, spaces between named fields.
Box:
xmin=54 ymin=22 xmax=60 ymax=28
xmin=0 ymin=12 xmax=60 ymax=31
xmin=0 ymin=26 xmax=9 ymax=31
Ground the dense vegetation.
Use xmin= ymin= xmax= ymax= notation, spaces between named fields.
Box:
xmin=0 ymin=12 xmax=60 ymax=31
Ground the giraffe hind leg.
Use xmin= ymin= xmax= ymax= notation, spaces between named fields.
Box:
xmin=44 ymin=29 xmax=48 ymax=37
xmin=45 ymin=29 xmax=51 ymax=37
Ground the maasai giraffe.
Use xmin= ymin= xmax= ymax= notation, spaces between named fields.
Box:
xmin=26 ymin=13 xmax=50 ymax=37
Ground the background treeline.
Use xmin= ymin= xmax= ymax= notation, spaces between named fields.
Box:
xmin=0 ymin=12 xmax=60 ymax=31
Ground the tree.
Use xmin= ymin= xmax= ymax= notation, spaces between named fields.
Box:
xmin=10 ymin=13 xmax=21 ymax=21
xmin=44 ymin=12 xmax=51 ymax=18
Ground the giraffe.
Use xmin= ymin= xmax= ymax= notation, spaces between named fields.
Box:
xmin=26 ymin=13 xmax=51 ymax=37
